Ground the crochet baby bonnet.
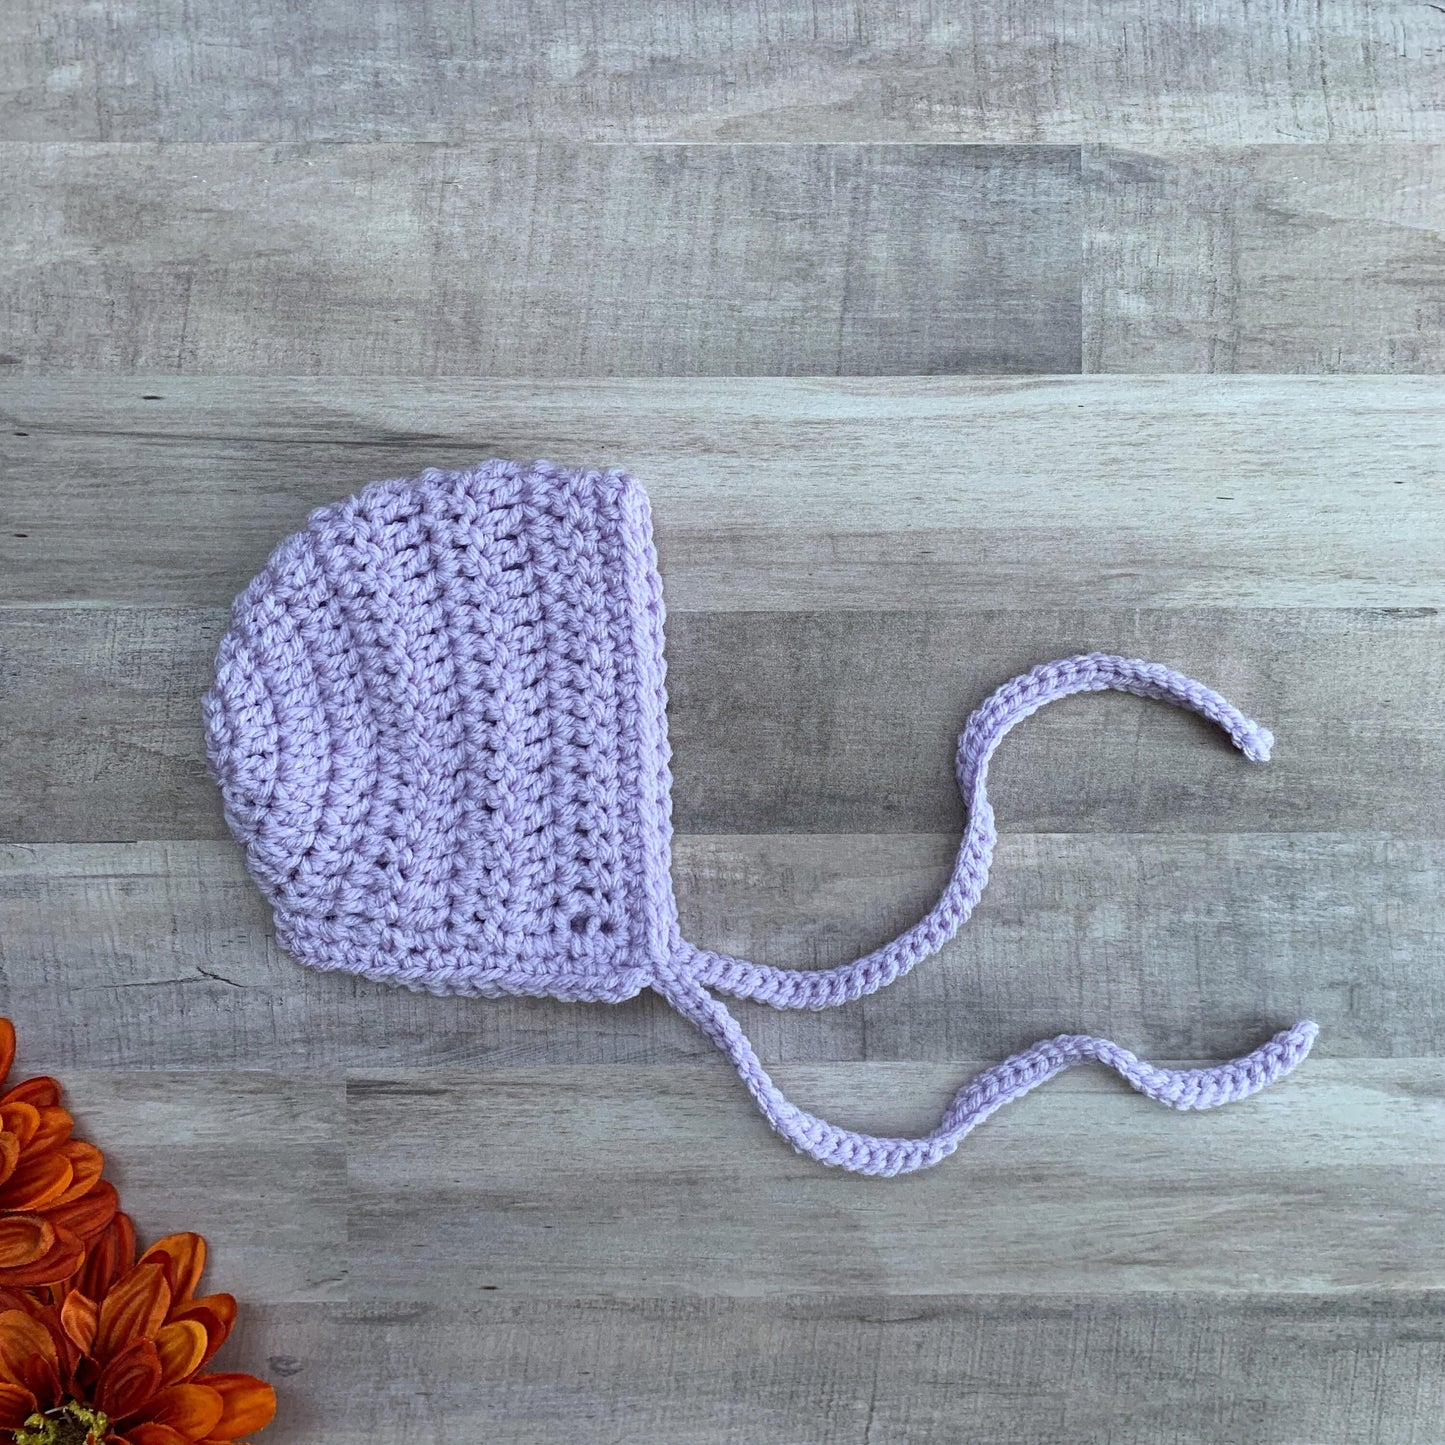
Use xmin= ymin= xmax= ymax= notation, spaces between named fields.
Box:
xmin=206 ymin=460 xmax=1317 ymax=1176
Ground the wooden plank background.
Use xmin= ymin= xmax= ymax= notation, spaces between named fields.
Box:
xmin=3 ymin=0 xmax=1444 ymax=144
xmin=7 ymin=145 xmax=1445 ymax=374
xmin=2 ymin=10 xmax=1443 ymax=1445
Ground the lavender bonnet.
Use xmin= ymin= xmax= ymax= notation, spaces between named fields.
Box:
xmin=205 ymin=460 xmax=1317 ymax=1176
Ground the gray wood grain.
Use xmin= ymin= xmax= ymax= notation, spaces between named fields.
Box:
xmin=344 ymin=1060 xmax=1442 ymax=1299
xmin=0 ymin=144 xmax=1081 ymax=376
xmin=4 ymin=830 xmax=1435 ymax=1069
xmin=4 ymin=376 xmax=1440 ymax=609
xmin=10 ymin=143 xmax=1441 ymax=377
xmin=4 ymin=0 xmax=1442 ymax=145
xmin=215 ymin=1296 xmax=1445 ymax=1445
xmin=22 ymin=1069 xmax=346 ymax=1304
xmin=4 ymin=603 xmax=1441 ymax=841
xmin=1086 ymin=145 xmax=1445 ymax=372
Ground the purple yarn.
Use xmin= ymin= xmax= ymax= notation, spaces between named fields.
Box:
xmin=206 ymin=460 xmax=1317 ymax=1176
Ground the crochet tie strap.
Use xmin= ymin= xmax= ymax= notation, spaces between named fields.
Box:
xmin=650 ymin=653 xmax=1319 ymax=1177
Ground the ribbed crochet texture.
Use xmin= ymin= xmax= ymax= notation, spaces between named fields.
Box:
xmin=206 ymin=460 xmax=1318 ymax=1176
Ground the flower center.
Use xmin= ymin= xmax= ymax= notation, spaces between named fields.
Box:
xmin=13 ymin=1403 xmax=111 ymax=1445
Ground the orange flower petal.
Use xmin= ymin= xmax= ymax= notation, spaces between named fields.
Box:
xmin=150 ymin=1382 xmax=224 ymax=1438
xmin=124 ymin=1425 xmax=188 ymax=1445
xmin=195 ymin=1373 xmax=277 ymax=1438
xmin=0 ymin=1103 xmax=40 ymax=1150
xmin=0 ymin=1215 xmax=50 ymax=1269
xmin=0 ymin=1379 xmax=36 ymax=1432
xmin=0 ymin=1290 xmax=39 ymax=1318
xmin=0 ymin=1308 xmax=60 ymax=1399
xmin=96 ymin=1336 xmax=163 ymax=1419
xmin=1 ymin=1078 xmax=60 ymax=1110
xmin=0 ymin=1022 xmax=14 ymax=1089
xmin=142 ymin=1235 xmax=206 ymax=1305
xmin=182 ymin=1295 xmax=236 ymax=1331
xmin=0 ymin=1225 xmax=84 ymax=1288
xmin=96 ymin=1261 xmax=170 ymax=1361
xmin=0 ymin=1134 xmax=19 ymax=1193
xmin=27 ymin=1106 xmax=74 ymax=1157
xmin=79 ymin=1211 xmax=137 ymax=1301
xmin=0 ymin=1149 xmax=73 ymax=1212
xmin=49 ymin=1141 xmax=103 ymax=1207
xmin=155 ymin=1319 xmax=209 ymax=1386
xmin=60 ymin=1288 xmax=99 ymax=1354
xmin=173 ymin=1295 xmax=236 ymax=1366
xmin=45 ymin=1179 xmax=118 ymax=1244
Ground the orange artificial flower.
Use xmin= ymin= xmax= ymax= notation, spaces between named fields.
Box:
xmin=0 ymin=1218 xmax=275 ymax=1444
xmin=0 ymin=1022 xmax=117 ymax=1289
